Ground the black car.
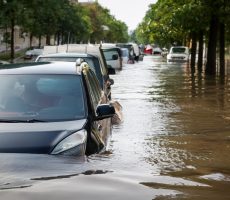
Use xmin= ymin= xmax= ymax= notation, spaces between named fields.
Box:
xmin=0 ymin=60 xmax=115 ymax=156
xmin=36 ymin=52 xmax=115 ymax=99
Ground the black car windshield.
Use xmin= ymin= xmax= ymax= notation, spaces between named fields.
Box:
xmin=0 ymin=74 xmax=86 ymax=122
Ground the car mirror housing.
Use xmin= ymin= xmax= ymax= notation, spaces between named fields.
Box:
xmin=95 ymin=104 xmax=115 ymax=120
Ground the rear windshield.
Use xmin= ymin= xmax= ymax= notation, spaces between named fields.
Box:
xmin=103 ymin=50 xmax=119 ymax=61
xmin=0 ymin=75 xmax=86 ymax=122
xmin=171 ymin=47 xmax=187 ymax=53
xmin=121 ymin=49 xmax=129 ymax=57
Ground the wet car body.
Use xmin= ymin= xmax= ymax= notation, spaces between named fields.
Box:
xmin=0 ymin=61 xmax=115 ymax=156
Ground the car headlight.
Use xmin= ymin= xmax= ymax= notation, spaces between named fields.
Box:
xmin=51 ymin=130 xmax=87 ymax=156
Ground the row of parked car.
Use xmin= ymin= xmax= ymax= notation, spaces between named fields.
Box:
xmin=0 ymin=43 xmax=142 ymax=157
xmin=25 ymin=42 xmax=144 ymax=68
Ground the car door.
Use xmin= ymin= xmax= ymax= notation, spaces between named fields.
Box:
xmin=83 ymin=68 xmax=112 ymax=153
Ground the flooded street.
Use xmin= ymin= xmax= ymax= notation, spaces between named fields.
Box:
xmin=1 ymin=55 xmax=230 ymax=199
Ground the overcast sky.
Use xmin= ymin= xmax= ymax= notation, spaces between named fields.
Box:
xmin=97 ymin=0 xmax=157 ymax=31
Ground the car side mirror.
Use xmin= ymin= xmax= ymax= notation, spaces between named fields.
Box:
xmin=96 ymin=104 xmax=115 ymax=120
xmin=107 ymin=65 xmax=116 ymax=75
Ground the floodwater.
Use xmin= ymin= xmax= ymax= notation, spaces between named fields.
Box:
xmin=1 ymin=56 xmax=230 ymax=199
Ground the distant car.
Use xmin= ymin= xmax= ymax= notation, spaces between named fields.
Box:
xmin=144 ymin=44 xmax=153 ymax=55
xmin=129 ymin=43 xmax=141 ymax=61
xmin=0 ymin=60 xmax=9 ymax=65
xmin=24 ymin=47 xmax=43 ymax=60
xmin=121 ymin=48 xmax=129 ymax=64
xmin=101 ymin=47 xmax=122 ymax=70
xmin=167 ymin=46 xmax=190 ymax=63
xmin=161 ymin=48 xmax=168 ymax=58
xmin=0 ymin=61 xmax=115 ymax=156
xmin=116 ymin=43 xmax=135 ymax=64
xmin=152 ymin=47 xmax=162 ymax=55
xmin=36 ymin=52 xmax=114 ymax=100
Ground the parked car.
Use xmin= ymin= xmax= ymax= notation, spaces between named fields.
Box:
xmin=36 ymin=52 xmax=114 ymax=100
xmin=46 ymin=44 xmax=115 ymax=75
xmin=116 ymin=43 xmax=135 ymax=64
xmin=121 ymin=48 xmax=129 ymax=64
xmin=0 ymin=61 xmax=115 ymax=156
xmin=161 ymin=48 xmax=168 ymax=58
xmin=144 ymin=44 xmax=153 ymax=55
xmin=24 ymin=47 xmax=43 ymax=60
xmin=167 ymin=46 xmax=190 ymax=63
xmin=152 ymin=47 xmax=162 ymax=55
xmin=129 ymin=43 xmax=141 ymax=61
xmin=0 ymin=60 xmax=9 ymax=65
xmin=101 ymin=47 xmax=122 ymax=70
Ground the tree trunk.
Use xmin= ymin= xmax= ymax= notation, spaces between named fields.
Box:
xmin=38 ymin=35 xmax=41 ymax=47
xmin=57 ymin=32 xmax=60 ymax=45
xmin=190 ymin=32 xmax=197 ymax=72
xmin=46 ymin=35 xmax=51 ymax=45
xmin=219 ymin=22 xmax=225 ymax=75
xmin=10 ymin=18 xmax=15 ymax=62
xmin=198 ymin=31 xmax=204 ymax=72
xmin=206 ymin=14 xmax=219 ymax=75
xmin=29 ymin=34 xmax=33 ymax=48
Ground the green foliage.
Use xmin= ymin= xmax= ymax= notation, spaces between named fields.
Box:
xmin=83 ymin=3 xmax=128 ymax=43
xmin=0 ymin=1 xmax=129 ymax=47
xmin=136 ymin=0 xmax=230 ymax=47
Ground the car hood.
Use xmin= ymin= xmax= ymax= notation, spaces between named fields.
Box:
xmin=0 ymin=119 xmax=87 ymax=154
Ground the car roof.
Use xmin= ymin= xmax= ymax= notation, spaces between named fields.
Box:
xmin=0 ymin=62 xmax=83 ymax=75
xmin=37 ymin=52 xmax=96 ymax=58
xmin=171 ymin=46 xmax=188 ymax=48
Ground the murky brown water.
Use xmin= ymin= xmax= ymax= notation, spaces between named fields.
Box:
xmin=1 ymin=56 xmax=230 ymax=199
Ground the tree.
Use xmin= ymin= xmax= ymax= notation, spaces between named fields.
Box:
xmin=0 ymin=0 xmax=24 ymax=61
xmin=137 ymin=0 xmax=230 ymax=76
xmin=84 ymin=2 xmax=128 ymax=43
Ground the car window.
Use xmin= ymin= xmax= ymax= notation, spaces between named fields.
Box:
xmin=84 ymin=69 xmax=102 ymax=111
xmin=0 ymin=74 xmax=86 ymax=121
xmin=103 ymin=50 xmax=119 ymax=61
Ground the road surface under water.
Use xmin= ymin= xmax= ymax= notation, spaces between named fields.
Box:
xmin=0 ymin=56 xmax=230 ymax=199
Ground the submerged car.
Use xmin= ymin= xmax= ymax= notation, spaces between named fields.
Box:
xmin=116 ymin=43 xmax=135 ymax=64
xmin=101 ymin=46 xmax=122 ymax=70
xmin=0 ymin=61 xmax=115 ymax=156
xmin=24 ymin=47 xmax=43 ymax=60
xmin=167 ymin=46 xmax=190 ymax=63
xmin=36 ymin=52 xmax=115 ymax=100
xmin=121 ymin=48 xmax=129 ymax=64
